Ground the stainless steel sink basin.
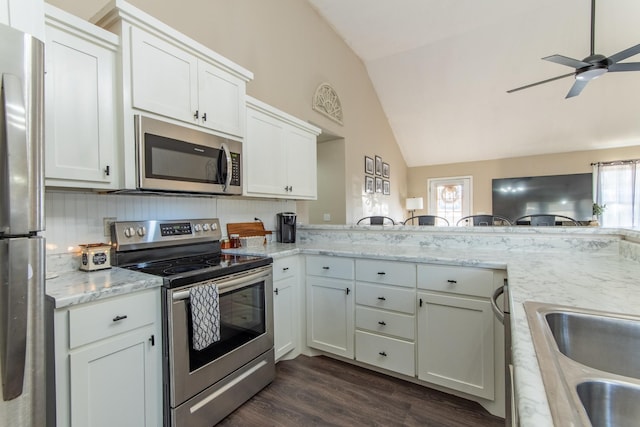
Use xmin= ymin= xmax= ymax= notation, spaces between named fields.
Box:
xmin=545 ymin=311 xmax=640 ymax=379
xmin=524 ymin=302 xmax=640 ymax=427
xmin=577 ymin=380 xmax=640 ymax=427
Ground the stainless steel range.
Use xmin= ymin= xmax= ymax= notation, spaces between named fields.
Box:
xmin=112 ymin=218 xmax=274 ymax=427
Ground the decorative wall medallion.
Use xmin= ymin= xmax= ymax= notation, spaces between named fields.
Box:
xmin=313 ymin=83 xmax=343 ymax=125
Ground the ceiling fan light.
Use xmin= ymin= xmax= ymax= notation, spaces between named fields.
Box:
xmin=576 ymin=67 xmax=607 ymax=81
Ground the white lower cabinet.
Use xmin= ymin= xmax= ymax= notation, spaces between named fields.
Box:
xmin=354 ymin=259 xmax=416 ymax=376
xmin=50 ymin=289 xmax=162 ymax=427
xmin=273 ymin=256 xmax=299 ymax=361
xmin=416 ymin=265 xmax=495 ymax=400
xmin=306 ymin=255 xmax=355 ymax=358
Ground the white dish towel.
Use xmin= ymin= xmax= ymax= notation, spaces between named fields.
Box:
xmin=189 ymin=283 xmax=221 ymax=351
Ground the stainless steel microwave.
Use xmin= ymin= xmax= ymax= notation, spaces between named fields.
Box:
xmin=134 ymin=115 xmax=242 ymax=195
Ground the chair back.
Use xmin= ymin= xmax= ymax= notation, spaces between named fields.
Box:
xmin=456 ymin=215 xmax=512 ymax=226
xmin=357 ymin=216 xmax=396 ymax=225
xmin=403 ymin=215 xmax=449 ymax=226
xmin=514 ymin=214 xmax=579 ymax=226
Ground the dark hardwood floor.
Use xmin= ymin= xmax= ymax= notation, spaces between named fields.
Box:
xmin=217 ymin=355 xmax=504 ymax=427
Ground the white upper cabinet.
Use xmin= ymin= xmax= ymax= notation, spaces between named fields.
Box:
xmin=0 ymin=0 xmax=44 ymax=40
xmin=245 ymin=96 xmax=320 ymax=200
xmin=129 ymin=27 xmax=246 ymax=137
xmin=44 ymin=4 xmax=119 ymax=189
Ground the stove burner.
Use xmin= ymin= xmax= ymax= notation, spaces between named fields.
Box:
xmin=175 ymin=257 xmax=205 ymax=264
xmin=163 ymin=264 xmax=210 ymax=275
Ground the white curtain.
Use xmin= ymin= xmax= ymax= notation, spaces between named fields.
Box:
xmin=593 ymin=161 xmax=640 ymax=227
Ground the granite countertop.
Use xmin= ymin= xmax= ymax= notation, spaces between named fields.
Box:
xmin=227 ymin=238 xmax=640 ymax=427
xmin=46 ymin=267 xmax=163 ymax=309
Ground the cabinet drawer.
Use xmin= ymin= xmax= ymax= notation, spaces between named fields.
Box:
xmin=273 ymin=257 xmax=298 ymax=281
xmin=417 ymin=265 xmax=494 ymax=297
xmin=355 ymin=282 xmax=415 ymax=314
xmin=355 ymin=306 xmax=414 ymax=340
xmin=355 ymin=331 xmax=415 ymax=377
xmin=355 ymin=259 xmax=415 ymax=287
xmin=306 ymin=255 xmax=353 ymax=280
xmin=68 ymin=290 xmax=157 ymax=349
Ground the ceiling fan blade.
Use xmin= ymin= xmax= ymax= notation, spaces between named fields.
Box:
xmin=608 ymin=43 xmax=640 ymax=64
xmin=565 ymin=79 xmax=589 ymax=98
xmin=507 ymin=72 xmax=574 ymax=94
xmin=608 ymin=62 xmax=640 ymax=72
xmin=543 ymin=55 xmax=591 ymax=69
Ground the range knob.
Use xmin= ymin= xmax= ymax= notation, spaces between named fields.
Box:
xmin=137 ymin=226 xmax=146 ymax=237
xmin=210 ymin=223 xmax=218 ymax=230
xmin=123 ymin=227 xmax=136 ymax=238
xmin=194 ymin=224 xmax=202 ymax=232
xmin=203 ymin=223 xmax=210 ymax=231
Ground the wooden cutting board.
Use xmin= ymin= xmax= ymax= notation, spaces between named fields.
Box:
xmin=226 ymin=221 xmax=271 ymax=237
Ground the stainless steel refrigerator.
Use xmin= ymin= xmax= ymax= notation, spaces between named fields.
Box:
xmin=0 ymin=23 xmax=45 ymax=427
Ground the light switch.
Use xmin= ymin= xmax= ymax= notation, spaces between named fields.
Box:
xmin=323 ymin=213 xmax=331 ymax=221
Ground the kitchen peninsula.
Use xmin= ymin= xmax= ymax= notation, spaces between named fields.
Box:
xmin=225 ymin=224 xmax=640 ymax=427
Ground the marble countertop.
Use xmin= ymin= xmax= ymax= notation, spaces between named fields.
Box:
xmin=226 ymin=239 xmax=640 ymax=427
xmin=46 ymin=267 xmax=163 ymax=309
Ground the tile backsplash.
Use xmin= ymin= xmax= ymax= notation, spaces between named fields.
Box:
xmin=44 ymin=190 xmax=294 ymax=270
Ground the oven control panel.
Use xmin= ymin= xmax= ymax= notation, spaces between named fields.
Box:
xmin=112 ymin=218 xmax=222 ymax=250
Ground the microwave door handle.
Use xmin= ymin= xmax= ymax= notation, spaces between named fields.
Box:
xmin=1 ymin=74 xmax=29 ymax=234
xmin=220 ymin=142 xmax=232 ymax=192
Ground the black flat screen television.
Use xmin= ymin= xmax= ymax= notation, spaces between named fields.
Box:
xmin=492 ymin=173 xmax=593 ymax=222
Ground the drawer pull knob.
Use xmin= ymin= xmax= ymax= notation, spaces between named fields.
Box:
xmin=378 ymin=321 xmax=386 ymax=326
xmin=322 ymin=266 xmax=330 ymax=270
xmin=447 ymin=279 xmax=457 ymax=284
xmin=377 ymin=296 xmax=386 ymax=301
xmin=379 ymin=351 xmax=387 ymax=357
xmin=274 ymin=288 xmax=279 ymax=295
xmin=112 ymin=315 xmax=128 ymax=322
xmin=282 ymin=267 xmax=289 ymax=271
xmin=377 ymin=272 xmax=386 ymax=275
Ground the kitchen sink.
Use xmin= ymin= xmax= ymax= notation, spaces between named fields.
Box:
xmin=524 ymin=302 xmax=640 ymax=427
xmin=545 ymin=311 xmax=640 ymax=379
xmin=577 ymin=380 xmax=640 ymax=427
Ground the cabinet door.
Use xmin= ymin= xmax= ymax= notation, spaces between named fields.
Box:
xmin=197 ymin=60 xmax=245 ymax=137
xmin=306 ymin=276 xmax=354 ymax=358
xmin=69 ymin=326 xmax=159 ymax=427
xmin=285 ymin=126 xmax=317 ymax=199
xmin=130 ymin=27 xmax=198 ymax=123
xmin=417 ymin=291 xmax=494 ymax=399
xmin=44 ymin=24 xmax=117 ymax=187
xmin=245 ymin=107 xmax=287 ymax=196
xmin=274 ymin=275 xmax=295 ymax=360
xmin=0 ymin=0 xmax=44 ymax=40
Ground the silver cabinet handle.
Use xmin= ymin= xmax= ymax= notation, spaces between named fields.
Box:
xmin=491 ymin=286 xmax=505 ymax=324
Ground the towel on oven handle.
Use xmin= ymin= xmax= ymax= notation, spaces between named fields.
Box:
xmin=189 ymin=283 xmax=221 ymax=350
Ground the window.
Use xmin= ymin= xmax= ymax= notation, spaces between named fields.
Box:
xmin=594 ymin=161 xmax=640 ymax=227
xmin=427 ymin=176 xmax=472 ymax=226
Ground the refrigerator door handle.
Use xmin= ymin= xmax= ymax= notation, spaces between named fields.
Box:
xmin=1 ymin=73 xmax=29 ymax=235
xmin=0 ymin=239 xmax=29 ymax=400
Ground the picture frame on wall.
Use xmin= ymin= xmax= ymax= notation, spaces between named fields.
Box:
xmin=365 ymin=156 xmax=374 ymax=175
xmin=375 ymin=177 xmax=383 ymax=193
xmin=375 ymin=156 xmax=382 ymax=176
xmin=365 ymin=176 xmax=374 ymax=193
xmin=382 ymin=162 xmax=390 ymax=178
xmin=383 ymin=180 xmax=390 ymax=195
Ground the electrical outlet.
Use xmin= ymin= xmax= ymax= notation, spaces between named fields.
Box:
xmin=323 ymin=213 xmax=331 ymax=222
xmin=103 ymin=217 xmax=116 ymax=237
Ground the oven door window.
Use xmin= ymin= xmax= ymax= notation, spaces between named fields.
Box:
xmin=144 ymin=132 xmax=227 ymax=184
xmin=188 ymin=281 xmax=266 ymax=372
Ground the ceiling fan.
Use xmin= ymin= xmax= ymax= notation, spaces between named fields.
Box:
xmin=507 ymin=0 xmax=640 ymax=98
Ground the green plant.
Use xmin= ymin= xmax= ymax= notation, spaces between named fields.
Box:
xmin=592 ymin=203 xmax=606 ymax=216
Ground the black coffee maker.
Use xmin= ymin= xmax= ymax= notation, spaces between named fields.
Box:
xmin=276 ymin=212 xmax=297 ymax=243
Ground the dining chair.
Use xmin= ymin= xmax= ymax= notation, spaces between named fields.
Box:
xmin=456 ymin=215 xmax=512 ymax=226
xmin=514 ymin=214 xmax=580 ymax=226
xmin=356 ymin=216 xmax=396 ymax=225
xmin=403 ymin=215 xmax=449 ymax=226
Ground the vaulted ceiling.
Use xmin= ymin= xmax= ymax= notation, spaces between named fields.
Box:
xmin=307 ymin=0 xmax=640 ymax=167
